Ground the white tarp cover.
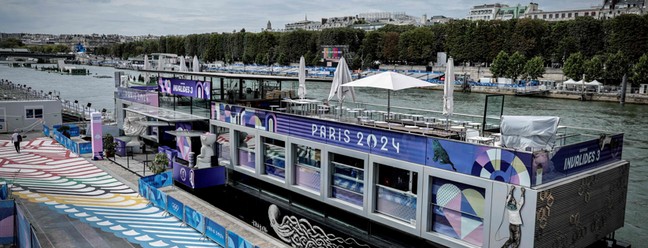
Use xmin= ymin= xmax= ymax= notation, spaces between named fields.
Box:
xmin=500 ymin=115 xmax=560 ymax=151
xmin=298 ymin=56 xmax=306 ymax=99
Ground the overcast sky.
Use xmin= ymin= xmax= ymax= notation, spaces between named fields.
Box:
xmin=1 ymin=0 xmax=600 ymax=36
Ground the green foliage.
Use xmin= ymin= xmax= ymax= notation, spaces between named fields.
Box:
xmin=605 ymin=51 xmax=630 ymax=83
xmin=0 ymin=38 xmax=23 ymax=48
xmin=523 ymin=56 xmax=545 ymax=80
xmin=150 ymin=153 xmax=169 ymax=174
xmin=490 ymin=51 xmax=509 ymax=78
xmin=276 ymin=53 xmax=287 ymax=65
xmin=398 ymin=27 xmax=436 ymax=64
xmin=507 ymin=51 xmax=526 ymax=81
xmin=632 ymin=54 xmax=648 ymax=85
xmin=91 ymin=15 xmax=648 ymax=70
xmin=563 ymin=52 xmax=585 ymax=80
xmin=103 ymin=134 xmax=115 ymax=158
xmin=584 ymin=55 xmax=605 ymax=81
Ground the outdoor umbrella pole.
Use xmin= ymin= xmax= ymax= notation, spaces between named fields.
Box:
xmin=387 ymin=90 xmax=391 ymax=119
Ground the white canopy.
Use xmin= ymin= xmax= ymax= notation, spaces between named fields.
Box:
xmin=563 ymin=79 xmax=577 ymax=85
xmin=586 ymin=80 xmax=602 ymax=86
xmin=342 ymin=71 xmax=432 ymax=90
xmin=343 ymin=71 xmax=433 ymax=116
xmin=500 ymin=116 xmax=560 ymax=151
xmin=298 ymin=56 xmax=306 ymax=99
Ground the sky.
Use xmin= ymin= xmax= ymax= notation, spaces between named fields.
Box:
xmin=0 ymin=0 xmax=601 ymax=36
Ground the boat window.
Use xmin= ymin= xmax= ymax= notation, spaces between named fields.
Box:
xmin=263 ymin=137 xmax=285 ymax=180
xmin=428 ymin=177 xmax=485 ymax=246
xmin=236 ymin=131 xmax=256 ymax=170
xmin=375 ymin=163 xmax=417 ymax=225
xmin=330 ymin=153 xmax=364 ymax=207
xmin=216 ymin=127 xmax=230 ymax=166
xmin=293 ymin=144 xmax=321 ymax=192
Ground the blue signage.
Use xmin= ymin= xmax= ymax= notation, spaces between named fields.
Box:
xmin=79 ymin=143 xmax=92 ymax=154
xmin=276 ymin=113 xmax=427 ymax=164
xmin=160 ymin=78 xmax=211 ymax=99
xmin=42 ymin=125 xmax=50 ymax=137
xmin=172 ymin=162 xmax=227 ymax=189
xmin=184 ymin=206 xmax=204 ymax=233
xmin=205 ymin=218 xmax=226 ymax=247
xmin=147 ymin=186 xmax=167 ymax=210
xmin=227 ymin=230 xmax=239 ymax=248
xmin=138 ymin=179 xmax=149 ymax=199
xmin=167 ymin=196 xmax=184 ymax=221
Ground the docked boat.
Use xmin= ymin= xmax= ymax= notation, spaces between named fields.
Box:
xmin=113 ymin=67 xmax=629 ymax=248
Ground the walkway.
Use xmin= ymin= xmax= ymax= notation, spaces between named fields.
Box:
xmin=0 ymin=137 xmax=219 ymax=248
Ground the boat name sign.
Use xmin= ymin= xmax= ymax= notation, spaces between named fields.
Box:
xmin=562 ymin=148 xmax=600 ymax=171
xmin=311 ymin=124 xmax=400 ymax=154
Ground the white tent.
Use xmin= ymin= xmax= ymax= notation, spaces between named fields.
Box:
xmin=157 ymin=55 xmax=164 ymax=71
xmin=143 ymin=55 xmax=149 ymax=70
xmin=298 ymin=56 xmax=306 ymax=99
xmin=342 ymin=71 xmax=433 ymax=117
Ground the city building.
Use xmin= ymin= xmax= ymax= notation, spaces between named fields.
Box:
xmin=284 ymin=15 xmax=322 ymax=31
xmin=599 ymin=0 xmax=647 ymax=19
xmin=525 ymin=8 xmax=601 ymax=21
xmin=427 ymin=15 xmax=453 ymax=25
xmin=467 ymin=3 xmax=508 ymax=20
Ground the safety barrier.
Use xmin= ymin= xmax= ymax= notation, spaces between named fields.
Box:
xmin=138 ymin=172 xmax=257 ymax=248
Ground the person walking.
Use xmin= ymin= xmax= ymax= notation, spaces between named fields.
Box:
xmin=11 ymin=131 xmax=22 ymax=153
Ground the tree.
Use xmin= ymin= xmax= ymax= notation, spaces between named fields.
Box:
xmin=563 ymin=52 xmax=585 ymax=80
xmin=522 ymin=56 xmax=545 ymax=80
xmin=632 ymin=54 xmax=648 ymax=86
xmin=584 ymin=55 xmax=605 ymax=81
xmin=490 ymin=51 xmax=509 ymax=78
xmin=507 ymin=51 xmax=526 ymax=81
xmin=0 ymin=38 xmax=24 ymax=48
xmin=605 ymin=51 xmax=630 ymax=84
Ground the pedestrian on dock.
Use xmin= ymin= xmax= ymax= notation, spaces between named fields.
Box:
xmin=11 ymin=130 xmax=22 ymax=153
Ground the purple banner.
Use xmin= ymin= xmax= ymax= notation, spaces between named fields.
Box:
xmin=539 ymin=134 xmax=623 ymax=184
xmin=159 ymin=78 xmax=211 ymax=99
xmin=117 ymin=87 xmax=159 ymax=107
xmin=212 ymin=103 xmax=536 ymax=186
xmin=427 ymin=139 xmax=533 ymax=187
xmin=172 ymin=162 xmax=227 ymax=189
xmin=0 ymin=201 xmax=14 ymax=245
xmin=175 ymin=123 xmax=192 ymax=161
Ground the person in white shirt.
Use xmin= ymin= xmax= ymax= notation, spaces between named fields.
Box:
xmin=11 ymin=131 xmax=22 ymax=153
xmin=503 ymin=186 xmax=525 ymax=248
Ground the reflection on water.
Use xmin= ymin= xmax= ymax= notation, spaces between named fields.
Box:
xmin=2 ymin=65 xmax=646 ymax=244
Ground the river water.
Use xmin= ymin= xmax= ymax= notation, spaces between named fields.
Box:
xmin=2 ymin=65 xmax=646 ymax=245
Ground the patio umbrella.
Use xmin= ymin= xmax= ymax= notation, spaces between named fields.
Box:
xmin=328 ymin=57 xmax=356 ymax=116
xmin=179 ymin=56 xmax=188 ymax=72
xmin=157 ymin=55 xmax=163 ymax=71
xmin=443 ymin=57 xmax=455 ymax=116
xmin=143 ymin=55 xmax=150 ymax=83
xmin=143 ymin=55 xmax=149 ymax=70
xmin=443 ymin=57 xmax=455 ymax=129
xmin=298 ymin=56 xmax=306 ymax=99
xmin=192 ymin=56 xmax=200 ymax=72
xmin=342 ymin=71 xmax=432 ymax=117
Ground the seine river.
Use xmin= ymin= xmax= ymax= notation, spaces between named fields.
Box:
xmin=2 ymin=64 xmax=647 ymax=244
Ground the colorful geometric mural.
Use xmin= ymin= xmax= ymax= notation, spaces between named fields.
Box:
xmin=431 ymin=178 xmax=485 ymax=246
xmin=471 ymin=149 xmax=530 ymax=187
xmin=0 ymin=137 xmax=219 ymax=248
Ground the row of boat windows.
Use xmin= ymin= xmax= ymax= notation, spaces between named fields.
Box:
xmin=215 ymin=126 xmax=485 ymax=246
